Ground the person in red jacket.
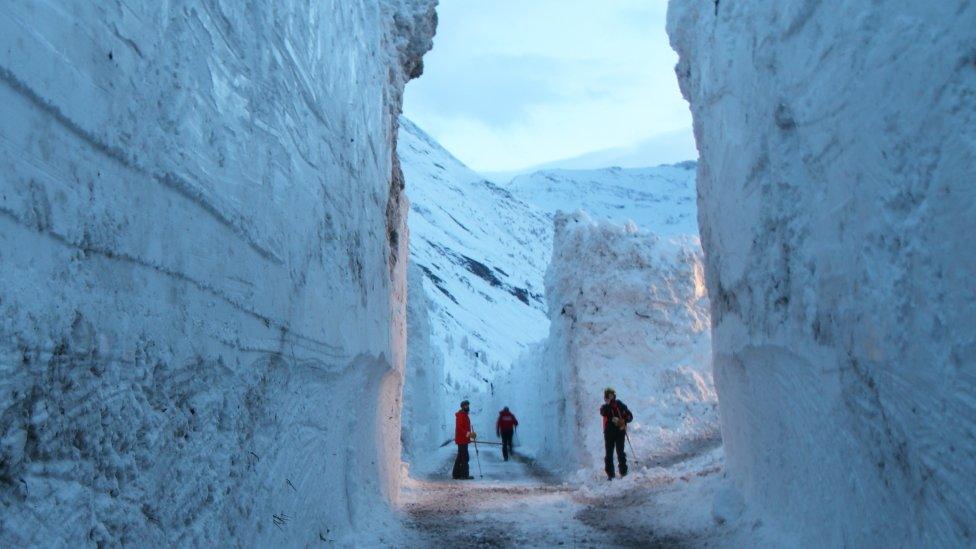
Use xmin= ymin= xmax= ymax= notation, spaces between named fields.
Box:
xmin=452 ymin=400 xmax=477 ymax=480
xmin=496 ymin=407 xmax=519 ymax=461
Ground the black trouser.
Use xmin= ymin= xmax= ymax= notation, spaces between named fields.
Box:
xmin=500 ymin=430 xmax=514 ymax=460
xmin=452 ymin=443 xmax=470 ymax=479
xmin=604 ymin=429 xmax=627 ymax=478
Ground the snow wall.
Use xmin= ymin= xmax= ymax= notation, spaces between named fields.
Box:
xmin=498 ymin=211 xmax=715 ymax=476
xmin=0 ymin=2 xmax=435 ymax=546
xmin=668 ymin=1 xmax=976 ymax=545
xmin=401 ymin=262 xmax=446 ymax=462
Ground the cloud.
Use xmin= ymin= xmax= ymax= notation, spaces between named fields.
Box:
xmin=403 ymin=0 xmax=692 ymax=172
xmin=408 ymin=54 xmax=572 ymax=128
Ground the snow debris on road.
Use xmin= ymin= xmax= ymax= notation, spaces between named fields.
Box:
xmin=400 ymin=444 xmax=765 ymax=547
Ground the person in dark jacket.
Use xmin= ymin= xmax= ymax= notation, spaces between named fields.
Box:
xmin=452 ymin=400 xmax=476 ymax=480
xmin=496 ymin=407 xmax=519 ymax=461
xmin=600 ymin=387 xmax=633 ymax=480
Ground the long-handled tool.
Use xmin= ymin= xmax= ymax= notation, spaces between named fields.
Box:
xmin=473 ymin=440 xmax=484 ymax=478
xmin=624 ymin=430 xmax=640 ymax=468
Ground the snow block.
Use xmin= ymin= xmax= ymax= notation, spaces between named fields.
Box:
xmin=401 ymin=262 xmax=447 ymax=461
xmin=0 ymin=1 xmax=435 ymax=546
xmin=668 ymin=1 xmax=976 ymax=545
xmin=504 ymin=211 xmax=716 ymax=473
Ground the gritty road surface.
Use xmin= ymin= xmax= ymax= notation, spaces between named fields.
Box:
xmin=399 ymin=445 xmax=702 ymax=548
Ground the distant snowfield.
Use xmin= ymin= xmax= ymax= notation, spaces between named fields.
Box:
xmin=506 ymin=162 xmax=699 ymax=238
xmin=484 ymin=127 xmax=697 ymax=183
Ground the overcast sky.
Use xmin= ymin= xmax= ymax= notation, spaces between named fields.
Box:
xmin=402 ymin=0 xmax=695 ymax=173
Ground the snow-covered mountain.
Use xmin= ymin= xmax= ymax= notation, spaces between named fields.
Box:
xmin=506 ymin=162 xmax=698 ymax=238
xmin=485 ymin=128 xmax=697 ymax=182
xmin=399 ymin=118 xmax=551 ymax=448
xmin=399 ymin=118 xmax=704 ymax=459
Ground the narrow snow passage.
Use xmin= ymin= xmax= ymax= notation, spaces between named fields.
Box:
xmin=399 ymin=445 xmax=734 ymax=548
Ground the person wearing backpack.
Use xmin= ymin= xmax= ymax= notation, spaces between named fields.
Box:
xmin=496 ymin=407 xmax=519 ymax=461
xmin=599 ymin=387 xmax=633 ymax=480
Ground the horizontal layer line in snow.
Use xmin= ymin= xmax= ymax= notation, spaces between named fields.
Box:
xmin=0 ymin=64 xmax=285 ymax=266
xmin=0 ymin=208 xmax=344 ymax=357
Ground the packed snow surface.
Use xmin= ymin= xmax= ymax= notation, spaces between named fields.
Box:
xmin=669 ymin=0 xmax=976 ymax=545
xmin=0 ymin=1 xmax=435 ymax=546
xmin=401 ymin=444 xmax=757 ymax=547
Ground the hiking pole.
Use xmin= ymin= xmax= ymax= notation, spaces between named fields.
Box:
xmin=473 ymin=440 xmax=484 ymax=478
xmin=624 ymin=431 xmax=640 ymax=468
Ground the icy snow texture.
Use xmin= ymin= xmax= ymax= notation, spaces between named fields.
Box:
xmin=401 ymin=262 xmax=446 ymax=461
xmin=497 ymin=211 xmax=715 ymax=474
xmin=0 ymin=1 xmax=434 ymax=546
xmin=668 ymin=1 xmax=976 ymax=545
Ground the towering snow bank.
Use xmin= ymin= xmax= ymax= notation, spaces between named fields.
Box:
xmin=0 ymin=2 xmax=434 ymax=545
xmin=501 ymin=212 xmax=715 ymax=474
xmin=401 ymin=262 xmax=446 ymax=461
xmin=668 ymin=1 xmax=976 ymax=545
